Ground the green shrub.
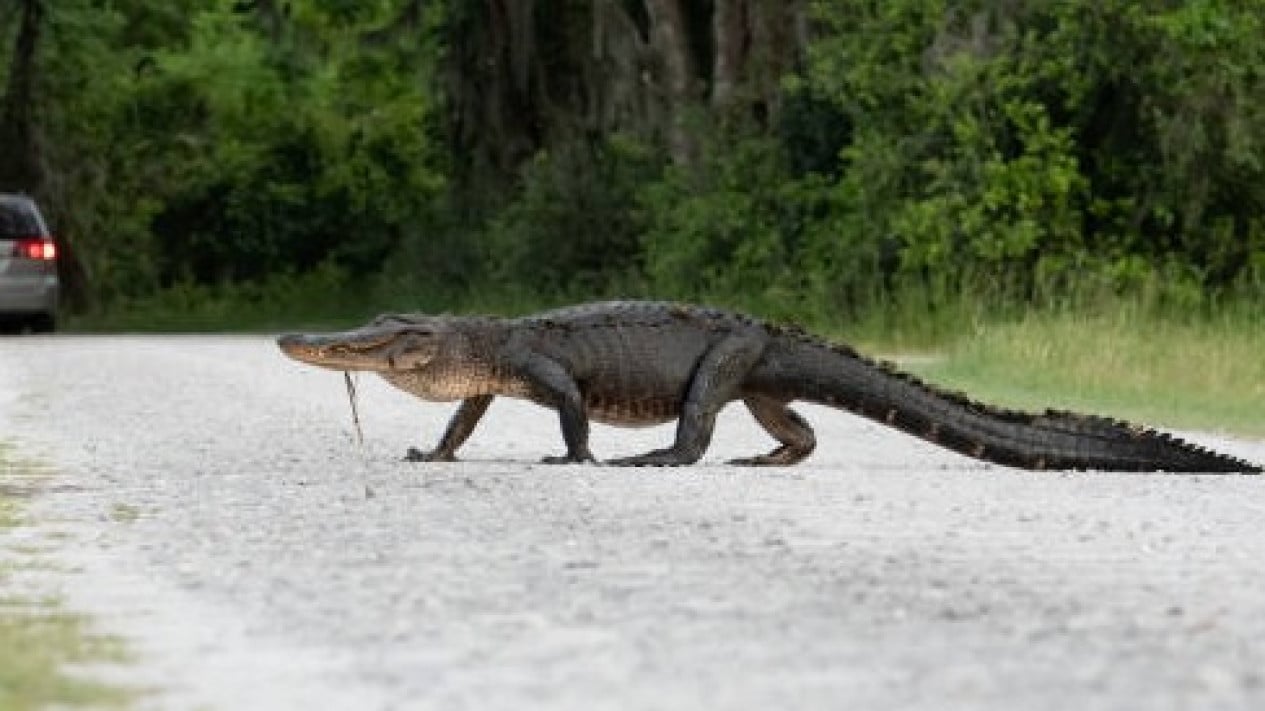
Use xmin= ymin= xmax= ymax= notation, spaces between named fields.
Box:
xmin=476 ymin=136 xmax=660 ymax=299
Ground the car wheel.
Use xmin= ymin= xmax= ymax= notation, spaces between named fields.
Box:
xmin=30 ymin=314 xmax=56 ymax=333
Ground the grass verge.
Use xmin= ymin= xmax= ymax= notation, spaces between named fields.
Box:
xmin=901 ymin=309 xmax=1265 ymax=438
xmin=0 ymin=445 xmax=133 ymax=710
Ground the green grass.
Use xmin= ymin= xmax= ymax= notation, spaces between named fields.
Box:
xmin=107 ymin=504 xmax=141 ymax=524
xmin=1 ymin=447 xmax=134 ymax=710
xmin=0 ymin=611 xmax=131 ymax=710
xmin=900 ymin=309 xmax=1265 ymax=438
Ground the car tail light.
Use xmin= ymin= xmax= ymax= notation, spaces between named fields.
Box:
xmin=13 ymin=237 xmax=56 ymax=261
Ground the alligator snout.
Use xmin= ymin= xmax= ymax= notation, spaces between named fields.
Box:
xmin=276 ymin=330 xmax=398 ymax=371
xmin=276 ymin=333 xmax=312 ymax=357
xmin=276 ymin=333 xmax=302 ymax=348
xmin=276 ymin=332 xmax=334 ymax=367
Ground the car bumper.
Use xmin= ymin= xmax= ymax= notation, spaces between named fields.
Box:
xmin=0 ymin=274 xmax=59 ymax=314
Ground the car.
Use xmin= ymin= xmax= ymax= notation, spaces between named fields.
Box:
xmin=0 ymin=193 xmax=59 ymax=332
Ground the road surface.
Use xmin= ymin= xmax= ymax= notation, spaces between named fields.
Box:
xmin=1 ymin=335 xmax=1263 ymax=710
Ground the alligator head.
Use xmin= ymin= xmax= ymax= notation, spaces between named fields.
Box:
xmin=277 ymin=314 xmax=449 ymax=372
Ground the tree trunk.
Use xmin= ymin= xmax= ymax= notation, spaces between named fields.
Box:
xmin=442 ymin=0 xmax=810 ymax=178
xmin=0 ymin=0 xmax=91 ymax=308
xmin=747 ymin=0 xmax=803 ymax=124
xmin=587 ymin=0 xmax=656 ymax=134
xmin=709 ymin=0 xmax=805 ymax=128
xmin=0 ymin=0 xmax=46 ymax=194
xmin=645 ymin=0 xmax=696 ymax=164
xmin=711 ymin=0 xmax=748 ymax=109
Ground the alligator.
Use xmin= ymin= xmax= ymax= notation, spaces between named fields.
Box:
xmin=276 ymin=300 xmax=1261 ymax=473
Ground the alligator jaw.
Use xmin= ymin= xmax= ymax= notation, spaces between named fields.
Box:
xmin=276 ymin=331 xmax=398 ymax=372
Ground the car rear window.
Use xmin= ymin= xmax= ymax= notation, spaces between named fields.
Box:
xmin=0 ymin=201 xmax=44 ymax=239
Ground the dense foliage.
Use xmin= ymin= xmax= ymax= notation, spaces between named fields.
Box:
xmin=2 ymin=0 xmax=1262 ymax=320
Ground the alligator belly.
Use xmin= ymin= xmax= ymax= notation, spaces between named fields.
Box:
xmin=585 ymin=395 xmax=680 ymax=427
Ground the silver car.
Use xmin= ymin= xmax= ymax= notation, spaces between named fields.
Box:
xmin=0 ymin=193 xmax=59 ymax=332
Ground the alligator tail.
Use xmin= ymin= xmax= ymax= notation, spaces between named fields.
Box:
xmin=776 ymin=337 xmax=1261 ymax=473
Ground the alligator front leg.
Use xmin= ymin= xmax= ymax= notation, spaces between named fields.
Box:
xmin=727 ymin=395 xmax=816 ymax=466
xmin=405 ymin=395 xmax=494 ymax=462
xmin=514 ymin=352 xmax=596 ymax=464
xmin=609 ymin=333 xmax=768 ymax=467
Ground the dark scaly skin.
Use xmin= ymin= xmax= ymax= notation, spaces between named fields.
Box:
xmin=276 ymin=301 xmax=1263 ymax=472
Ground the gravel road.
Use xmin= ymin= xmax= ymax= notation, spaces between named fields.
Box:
xmin=2 ymin=335 xmax=1264 ymax=711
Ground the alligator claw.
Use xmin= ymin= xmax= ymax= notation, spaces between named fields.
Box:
xmin=727 ymin=446 xmax=810 ymax=467
xmin=607 ymin=448 xmax=697 ymax=467
xmin=405 ymin=447 xmax=456 ymax=462
xmin=726 ymin=456 xmax=790 ymax=467
xmin=606 ymin=458 xmax=670 ymax=467
xmin=540 ymin=452 xmax=596 ymax=465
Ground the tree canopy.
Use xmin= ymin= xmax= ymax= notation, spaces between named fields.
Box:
xmin=2 ymin=0 xmax=1262 ymax=316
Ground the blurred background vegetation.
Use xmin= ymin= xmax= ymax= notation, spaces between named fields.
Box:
xmin=1 ymin=0 xmax=1262 ymax=346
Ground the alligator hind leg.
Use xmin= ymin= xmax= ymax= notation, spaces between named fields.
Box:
xmin=609 ymin=333 xmax=767 ymax=467
xmin=728 ymin=396 xmax=816 ymax=466
xmin=730 ymin=396 xmax=816 ymax=465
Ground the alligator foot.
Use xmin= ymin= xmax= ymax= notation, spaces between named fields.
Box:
xmin=607 ymin=447 xmax=700 ymax=467
xmin=540 ymin=451 xmax=596 ymax=465
xmin=727 ymin=445 xmax=813 ymax=467
xmin=405 ymin=447 xmax=456 ymax=462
